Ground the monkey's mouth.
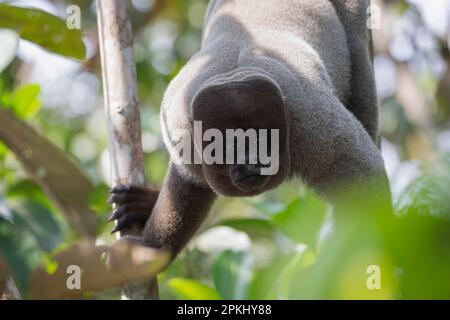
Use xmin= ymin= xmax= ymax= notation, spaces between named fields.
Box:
xmin=232 ymin=173 xmax=269 ymax=193
xmin=236 ymin=174 xmax=262 ymax=183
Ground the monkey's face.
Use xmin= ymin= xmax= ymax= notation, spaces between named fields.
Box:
xmin=191 ymin=74 xmax=289 ymax=197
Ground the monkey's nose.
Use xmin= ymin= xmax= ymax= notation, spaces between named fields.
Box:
xmin=232 ymin=163 xmax=259 ymax=178
xmin=230 ymin=164 xmax=269 ymax=192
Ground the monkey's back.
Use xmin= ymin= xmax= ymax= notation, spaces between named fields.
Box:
xmin=160 ymin=0 xmax=359 ymax=184
xmin=203 ymin=0 xmax=352 ymax=102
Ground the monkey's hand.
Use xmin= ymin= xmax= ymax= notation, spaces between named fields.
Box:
xmin=108 ymin=185 xmax=159 ymax=234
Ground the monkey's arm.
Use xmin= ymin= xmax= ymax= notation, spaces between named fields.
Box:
xmin=290 ymin=77 xmax=390 ymax=209
xmin=142 ymin=163 xmax=217 ymax=257
xmin=110 ymin=164 xmax=216 ymax=257
xmin=296 ymin=81 xmax=393 ymax=220
xmin=330 ymin=0 xmax=379 ymax=144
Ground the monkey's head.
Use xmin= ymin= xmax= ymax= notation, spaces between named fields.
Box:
xmin=190 ymin=73 xmax=290 ymax=197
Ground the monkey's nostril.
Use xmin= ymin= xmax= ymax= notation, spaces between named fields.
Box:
xmin=244 ymin=164 xmax=259 ymax=174
xmin=230 ymin=164 xmax=268 ymax=192
xmin=232 ymin=164 xmax=260 ymax=179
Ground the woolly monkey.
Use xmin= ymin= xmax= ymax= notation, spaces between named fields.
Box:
xmin=109 ymin=0 xmax=391 ymax=259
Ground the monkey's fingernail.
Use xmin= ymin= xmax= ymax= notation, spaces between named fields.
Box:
xmin=107 ymin=195 xmax=114 ymax=204
xmin=108 ymin=208 xmax=123 ymax=221
xmin=111 ymin=220 xmax=126 ymax=234
xmin=108 ymin=212 xmax=116 ymax=222
xmin=110 ymin=185 xmax=126 ymax=193
xmin=113 ymin=216 xmax=130 ymax=233
xmin=108 ymin=205 xmax=127 ymax=221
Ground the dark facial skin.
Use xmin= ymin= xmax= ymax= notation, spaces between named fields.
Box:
xmin=191 ymin=76 xmax=290 ymax=196
xmin=229 ymin=163 xmax=270 ymax=193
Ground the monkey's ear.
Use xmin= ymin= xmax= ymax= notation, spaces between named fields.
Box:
xmin=190 ymin=71 xmax=286 ymax=126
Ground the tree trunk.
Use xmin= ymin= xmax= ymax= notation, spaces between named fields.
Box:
xmin=96 ymin=0 xmax=158 ymax=300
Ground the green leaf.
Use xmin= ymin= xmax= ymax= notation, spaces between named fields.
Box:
xmin=169 ymin=278 xmax=221 ymax=300
xmin=11 ymin=84 xmax=41 ymax=119
xmin=271 ymin=191 xmax=327 ymax=246
xmin=396 ymin=174 xmax=450 ymax=219
xmin=10 ymin=200 xmax=63 ymax=252
xmin=387 ymin=198 xmax=450 ymax=299
xmin=6 ymin=179 xmax=52 ymax=208
xmin=248 ymin=255 xmax=292 ymax=299
xmin=277 ymin=248 xmax=316 ymax=299
xmin=0 ymin=193 xmax=12 ymax=221
xmin=42 ymin=253 xmax=58 ymax=275
xmin=88 ymin=184 xmax=111 ymax=236
xmin=219 ymin=218 xmax=277 ymax=239
xmin=0 ymin=218 xmax=42 ymax=293
xmin=0 ymin=4 xmax=85 ymax=60
xmin=213 ymin=250 xmax=253 ymax=300
xmin=246 ymin=200 xmax=286 ymax=216
xmin=0 ymin=29 xmax=19 ymax=73
xmin=0 ymin=108 xmax=97 ymax=237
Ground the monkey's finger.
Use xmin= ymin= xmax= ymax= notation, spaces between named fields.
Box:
xmin=108 ymin=203 xmax=152 ymax=224
xmin=108 ymin=205 xmax=129 ymax=222
xmin=108 ymin=211 xmax=119 ymax=222
xmin=110 ymin=185 xmax=146 ymax=194
xmin=108 ymin=193 xmax=131 ymax=205
xmin=108 ymin=191 xmax=153 ymax=205
xmin=111 ymin=212 xmax=135 ymax=234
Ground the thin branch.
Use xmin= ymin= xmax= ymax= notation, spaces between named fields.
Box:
xmin=96 ymin=0 xmax=157 ymax=300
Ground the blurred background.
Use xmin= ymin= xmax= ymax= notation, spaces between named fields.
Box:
xmin=0 ymin=0 xmax=449 ymax=299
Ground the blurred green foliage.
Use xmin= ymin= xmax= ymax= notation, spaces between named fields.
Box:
xmin=2 ymin=84 xmax=41 ymax=119
xmin=0 ymin=3 xmax=85 ymax=59
xmin=0 ymin=0 xmax=449 ymax=299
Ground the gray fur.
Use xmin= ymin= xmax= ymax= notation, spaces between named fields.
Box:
xmin=161 ymin=0 xmax=382 ymax=188
xmin=139 ymin=0 xmax=390 ymax=256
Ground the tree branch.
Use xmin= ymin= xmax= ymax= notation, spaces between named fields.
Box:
xmin=96 ymin=0 xmax=157 ymax=300
xmin=28 ymin=240 xmax=169 ymax=299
